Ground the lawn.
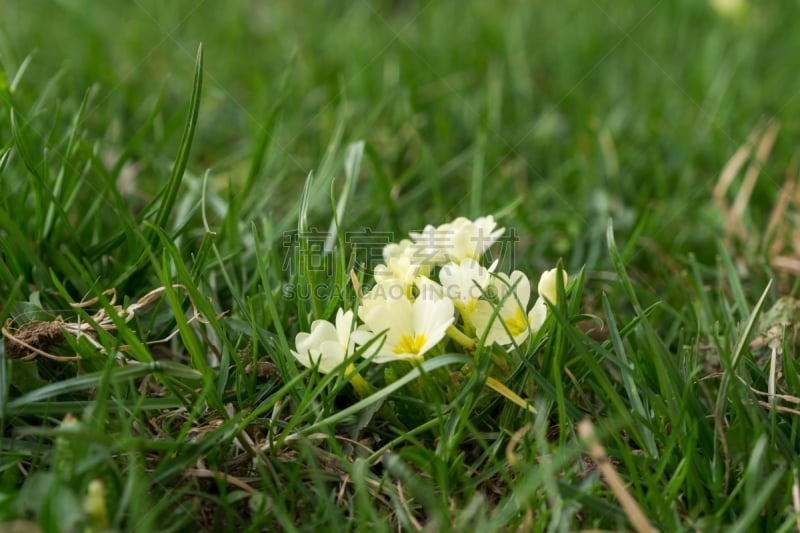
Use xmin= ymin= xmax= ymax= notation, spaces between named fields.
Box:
xmin=3 ymin=0 xmax=800 ymax=531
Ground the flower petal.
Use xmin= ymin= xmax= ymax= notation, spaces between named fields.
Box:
xmin=528 ymin=297 xmax=548 ymax=333
xmin=538 ymin=268 xmax=566 ymax=304
xmin=412 ymin=297 xmax=454 ymax=344
xmin=508 ymin=270 xmax=531 ymax=309
xmin=295 ymin=320 xmax=337 ymax=356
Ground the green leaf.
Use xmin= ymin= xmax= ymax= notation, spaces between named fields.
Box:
xmin=6 ymin=362 xmax=201 ymax=413
xmin=143 ymin=43 xmax=204 ymax=254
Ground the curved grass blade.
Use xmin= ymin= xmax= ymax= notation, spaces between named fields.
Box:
xmin=5 ymin=361 xmax=202 ymax=413
xmin=143 ymin=43 xmax=204 ymax=254
xmin=300 ymin=353 xmax=472 ymax=434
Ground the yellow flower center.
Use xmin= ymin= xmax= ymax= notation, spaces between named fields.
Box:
xmin=506 ymin=307 xmax=529 ymax=337
xmin=394 ymin=333 xmax=427 ymax=355
xmin=457 ymin=299 xmax=477 ymax=315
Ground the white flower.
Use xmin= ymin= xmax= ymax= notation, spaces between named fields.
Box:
xmin=439 ymin=259 xmax=497 ymax=318
xmin=472 ymin=268 xmax=566 ymax=346
xmin=358 ymin=296 xmax=454 ymax=363
xmin=408 ymin=224 xmax=450 ymax=266
xmin=374 ymin=239 xmax=432 ymax=293
xmin=538 ymin=267 xmax=564 ymax=304
xmin=528 ymin=267 xmax=567 ymax=331
xmin=471 ymin=271 xmax=534 ymax=346
xmin=410 ymin=216 xmax=504 ymax=265
xmin=359 ymin=279 xmax=409 ymax=319
xmin=291 ymin=308 xmax=360 ymax=373
xmin=447 ymin=216 xmax=504 ymax=263
xmin=382 ymin=239 xmax=419 ymax=264
xmin=382 ymin=239 xmax=412 ymax=262
xmin=414 ymin=275 xmax=446 ymax=302
xmin=374 ymin=255 xmax=424 ymax=291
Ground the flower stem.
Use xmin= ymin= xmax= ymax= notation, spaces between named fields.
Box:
xmin=485 ymin=377 xmax=536 ymax=413
xmin=345 ymin=364 xmax=375 ymax=398
xmin=447 ymin=325 xmax=476 ymax=351
xmin=349 ymin=365 xmax=406 ymax=429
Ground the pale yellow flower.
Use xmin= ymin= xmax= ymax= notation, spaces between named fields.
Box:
xmin=472 ymin=268 xmax=566 ymax=346
xmin=471 ymin=271 xmax=533 ymax=346
xmin=358 ymin=295 xmax=454 ymax=363
xmin=291 ymin=308 xmax=363 ymax=373
xmin=527 ymin=267 xmax=567 ymax=332
xmin=374 ymin=239 xmax=433 ymax=294
xmin=359 ymin=279 xmax=409 ymax=319
xmin=410 ymin=216 xmax=504 ymax=265
xmin=439 ymin=259 xmax=497 ymax=319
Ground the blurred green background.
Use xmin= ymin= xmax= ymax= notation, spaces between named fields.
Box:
xmin=2 ymin=0 xmax=798 ymax=284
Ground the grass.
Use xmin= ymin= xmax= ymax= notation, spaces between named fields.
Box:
xmin=3 ymin=0 xmax=800 ymax=531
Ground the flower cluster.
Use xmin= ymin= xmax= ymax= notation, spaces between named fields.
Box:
xmin=291 ymin=216 xmax=567 ymax=381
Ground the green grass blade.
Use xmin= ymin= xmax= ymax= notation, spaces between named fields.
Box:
xmin=143 ymin=44 xmax=204 ymax=253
